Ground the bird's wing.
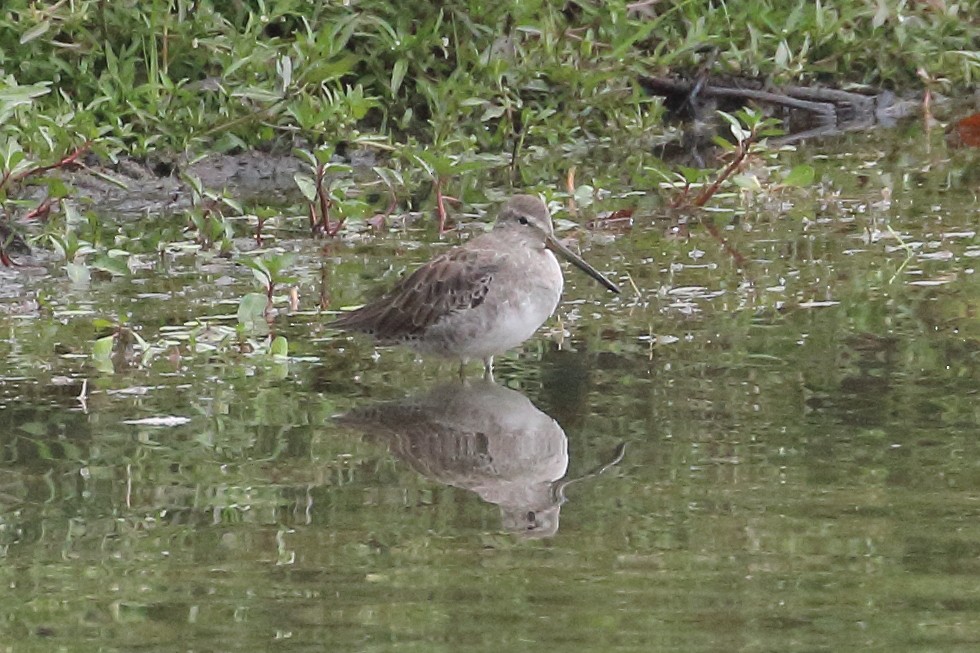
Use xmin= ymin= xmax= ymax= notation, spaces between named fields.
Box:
xmin=330 ymin=247 xmax=500 ymax=341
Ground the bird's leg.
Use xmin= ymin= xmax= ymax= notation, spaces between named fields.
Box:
xmin=458 ymin=360 xmax=467 ymax=381
xmin=482 ymin=356 xmax=494 ymax=382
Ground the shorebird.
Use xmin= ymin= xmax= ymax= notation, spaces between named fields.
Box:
xmin=329 ymin=194 xmax=620 ymax=375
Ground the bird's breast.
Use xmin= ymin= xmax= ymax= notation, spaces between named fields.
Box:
xmin=417 ymin=249 xmax=563 ymax=360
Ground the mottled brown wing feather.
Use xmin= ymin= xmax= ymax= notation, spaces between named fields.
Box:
xmin=329 ymin=247 xmax=499 ymax=342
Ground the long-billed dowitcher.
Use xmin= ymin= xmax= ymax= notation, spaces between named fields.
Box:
xmin=329 ymin=194 xmax=620 ymax=374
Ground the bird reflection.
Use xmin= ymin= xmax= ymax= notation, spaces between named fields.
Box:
xmin=338 ymin=380 xmax=624 ymax=538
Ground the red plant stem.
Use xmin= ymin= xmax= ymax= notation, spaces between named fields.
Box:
xmin=329 ymin=215 xmax=346 ymax=237
xmin=317 ymin=163 xmax=330 ymax=235
xmin=681 ymin=131 xmax=759 ymax=268
xmin=10 ymin=141 xmax=92 ymax=184
xmin=384 ymin=189 xmax=398 ymax=218
xmin=700 ymin=217 xmax=747 ymax=267
xmin=23 ymin=197 xmax=55 ymax=221
xmin=566 ymin=166 xmax=576 ymax=215
xmin=669 ymin=182 xmax=692 ymax=209
xmin=692 ymin=136 xmax=753 ymax=208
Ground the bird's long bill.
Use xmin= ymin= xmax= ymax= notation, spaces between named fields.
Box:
xmin=545 ymin=235 xmax=621 ymax=294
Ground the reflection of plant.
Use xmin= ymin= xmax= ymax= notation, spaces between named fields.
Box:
xmin=90 ymin=315 xmax=291 ymax=375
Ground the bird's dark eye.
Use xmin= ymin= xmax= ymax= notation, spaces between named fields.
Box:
xmin=518 ymin=216 xmax=529 ymax=225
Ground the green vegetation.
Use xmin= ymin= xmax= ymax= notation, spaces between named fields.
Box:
xmin=2 ymin=0 xmax=977 ymax=172
xmin=0 ymin=0 xmax=977 ymax=363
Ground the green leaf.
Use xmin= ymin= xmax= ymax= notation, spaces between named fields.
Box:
xmin=373 ymin=166 xmax=403 ymax=191
xmin=237 ymin=293 xmax=269 ymax=329
xmin=250 ymin=266 xmax=271 ymax=291
xmin=91 ymin=254 xmax=130 ymax=276
xmin=781 ymin=164 xmax=816 ymax=188
xmin=711 ymin=135 xmax=737 ymax=152
xmin=3 ymin=149 xmax=25 ymax=172
xmin=63 ymin=201 xmax=84 ymax=226
xmin=573 ymin=185 xmax=595 ymax=206
xmin=313 ymin=147 xmax=336 ymax=165
xmin=276 ymin=55 xmax=293 ymax=92
xmin=293 ymin=173 xmax=318 ymax=202
xmin=0 ymin=81 xmax=51 ymax=103
xmin=220 ymin=196 xmax=243 ymax=214
xmin=305 ymin=55 xmax=358 ymax=84
xmin=93 ymin=334 xmax=115 ymax=360
xmin=732 ymin=173 xmax=763 ymax=190
xmin=480 ymin=104 xmax=505 ymax=121
xmin=293 ymin=148 xmax=318 ymax=167
xmin=232 ymin=86 xmax=282 ymax=103
xmin=270 ymin=336 xmax=288 ymax=357
xmin=717 ymin=110 xmax=741 ymax=130
xmin=130 ymin=330 xmax=149 ymax=352
xmin=609 ymin=19 xmax=660 ymax=59
xmin=677 ymin=166 xmax=709 ymax=184
xmin=775 ymin=40 xmax=791 ymax=67
xmin=412 ymin=151 xmax=437 ymax=177
xmin=20 ymin=20 xmax=50 ymax=44
xmin=66 ymin=262 xmax=90 ymax=285
xmin=390 ymin=59 xmax=408 ymax=96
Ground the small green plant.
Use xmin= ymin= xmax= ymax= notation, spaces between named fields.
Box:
xmin=661 ymin=108 xmax=786 ymax=212
xmin=242 ymin=252 xmax=297 ymax=304
xmin=183 ymin=174 xmax=240 ymax=253
xmin=409 ymin=143 xmax=508 ymax=232
xmin=294 ymin=147 xmax=352 ymax=238
xmin=238 ymin=251 xmax=297 ymax=335
xmin=294 ymin=146 xmax=373 ymax=238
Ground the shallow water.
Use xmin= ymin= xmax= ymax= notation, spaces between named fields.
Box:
xmin=1 ymin=125 xmax=978 ymax=651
